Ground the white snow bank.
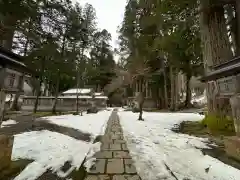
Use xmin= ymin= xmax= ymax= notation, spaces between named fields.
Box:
xmin=62 ymin=88 xmax=92 ymax=94
xmin=41 ymin=110 xmax=112 ymax=141
xmin=12 ymin=110 xmax=112 ymax=180
xmin=1 ymin=119 xmax=17 ymax=127
xmin=12 ymin=130 xmax=90 ymax=180
xmin=118 ymin=112 xmax=240 ymax=180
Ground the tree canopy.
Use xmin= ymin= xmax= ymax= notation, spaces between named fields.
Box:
xmin=0 ymin=0 xmax=116 ymax=95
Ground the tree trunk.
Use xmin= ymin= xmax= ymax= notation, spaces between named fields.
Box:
xmin=153 ymin=87 xmax=159 ymax=109
xmin=159 ymin=88 xmax=164 ymax=109
xmin=185 ymin=74 xmax=192 ymax=108
xmin=200 ymin=0 xmax=233 ymax=114
xmin=43 ymin=83 xmax=47 ymax=96
xmin=163 ymin=66 xmax=168 ymax=109
xmin=138 ymin=92 xmax=144 ymax=121
xmin=52 ymin=71 xmax=60 ymax=114
xmin=208 ymin=2 xmax=233 ymax=65
xmin=33 ymin=58 xmax=46 ymax=113
xmin=136 ymin=80 xmax=145 ymax=121
xmin=51 ymin=29 xmax=67 ymax=114
xmin=138 ymin=100 xmax=144 ymax=120
xmin=170 ymin=66 xmax=176 ymax=111
xmin=10 ymin=36 xmax=30 ymax=111
xmin=0 ymin=16 xmax=16 ymax=50
xmin=32 ymin=88 xmax=36 ymax=96
xmin=76 ymin=70 xmax=80 ymax=114
xmin=225 ymin=4 xmax=237 ymax=55
xmin=175 ymin=72 xmax=180 ymax=109
xmin=76 ymin=46 xmax=83 ymax=114
xmin=235 ymin=0 xmax=240 ymax=55
xmin=33 ymin=82 xmax=42 ymax=113
xmin=10 ymin=77 xmax=24 ymax=111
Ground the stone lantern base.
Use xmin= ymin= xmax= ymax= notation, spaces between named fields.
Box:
xmin=224 ymin=136 xmax=240 ymax=161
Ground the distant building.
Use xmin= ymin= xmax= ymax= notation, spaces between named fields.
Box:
xmin=61 ymin=88 xmax=107 ymax=99
xmin=22 ymin=88 xmax=108 ymax=112
xmin=61 ymin=88 xmax=108 ymax=108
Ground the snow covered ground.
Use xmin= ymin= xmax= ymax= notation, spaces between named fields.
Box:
xmin=12 ymin=110 xmax=112 ymax=180
xmin=118 ymin=111 xmax=240 ymax=180
xmin=41 ymin=110 xmax=112 ymax=141
xmin=12 ymin=131 xmax=90 ymax=180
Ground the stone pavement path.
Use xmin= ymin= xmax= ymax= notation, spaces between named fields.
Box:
xmin=84 ymin=110 xmax=141 ymax=180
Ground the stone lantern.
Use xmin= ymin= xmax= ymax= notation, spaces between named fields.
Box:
xmin=0 ymin=47 xmax=33 ymax=170
xmin=0 ymin=47 xmax=33 ymax=123
xmin=201 ymin=56 xmax=240 ymax=160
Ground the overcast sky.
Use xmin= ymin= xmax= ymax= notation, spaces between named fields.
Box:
xmin=74 ymin=0 xmax=127 ymax=50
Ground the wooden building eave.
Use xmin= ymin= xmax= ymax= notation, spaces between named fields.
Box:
xmin=201 ymin=56 xmax=240 ymax=82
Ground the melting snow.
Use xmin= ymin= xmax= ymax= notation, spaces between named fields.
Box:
xmin=41 ymin=110 xmax=112 ymax=141
xmin=12 ymin=110 xmax=112 ymax=180
xmin=118 ymin=111 xmax=240 ymax=180
xmin=1 ymin=119 xmax=17 ymax=127
xmin=12 ymin=130 xmax=90 ymax=180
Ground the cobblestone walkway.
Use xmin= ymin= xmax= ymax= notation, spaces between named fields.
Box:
xmin=84 ymin=110 xmax=141 ymax=180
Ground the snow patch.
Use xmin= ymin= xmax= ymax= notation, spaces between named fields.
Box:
xmin=12 ymin=130 xmax=90 ymax=180
xmin=12 ymin=110 xmax=112 ymax=180
xmin=62 ymin=88 xmax=92 ymax=94
xmin=41 ymin=110 xmax=112 ymax=141
xmin=118 ymin=111 xmax=240 ymax=180
xmin=1 ymin=119 xmax=17 ymax=127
